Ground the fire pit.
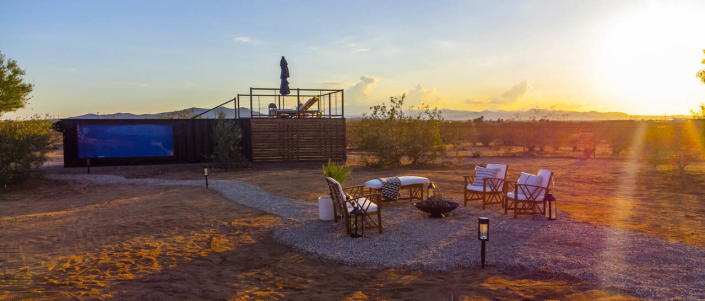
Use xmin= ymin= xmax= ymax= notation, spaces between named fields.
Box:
xmin=414 ymin=182 xmax=458 ymax=218
xmin=415 ymin=200 xmax=459 ymax=218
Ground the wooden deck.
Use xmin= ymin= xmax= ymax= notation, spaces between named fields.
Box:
xmin=249 ymin=118 xmax=346 ymax=162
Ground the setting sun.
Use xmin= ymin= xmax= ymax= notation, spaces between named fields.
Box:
xmin=592 ymin=2 xmax=705 ymax=115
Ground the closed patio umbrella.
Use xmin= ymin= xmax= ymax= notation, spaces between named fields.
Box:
xmin=280 ymin=56 xmax=290 ymax=95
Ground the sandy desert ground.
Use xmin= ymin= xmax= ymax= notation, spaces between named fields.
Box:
xmin=0 ymin=173 xmax=638 ymax=300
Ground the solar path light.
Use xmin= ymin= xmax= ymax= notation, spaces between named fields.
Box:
xmin=478 ymin=217 xmax=489 ymax=268
xmin=203 ymin=167 xmax=209 ymax=188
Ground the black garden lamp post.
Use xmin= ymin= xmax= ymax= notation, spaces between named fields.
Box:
xmin=350 ymin=207 xmax=364 ymax=238
xmin=545 ymin=194 xmax=557 ymax=220
xmin=203 ymin=167 xmax=209 ymax=188
xmin=478 ymin=217 xmax=489 ymax=268
xmin=86 ymin=158 xmax=91 ymax=174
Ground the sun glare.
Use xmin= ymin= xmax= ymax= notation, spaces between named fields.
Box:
xmin=592 ymin=3 xmax=705 ymax=115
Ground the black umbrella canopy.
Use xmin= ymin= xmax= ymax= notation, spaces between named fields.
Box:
xmin=280 ymin=56 xmax=290 ymax=95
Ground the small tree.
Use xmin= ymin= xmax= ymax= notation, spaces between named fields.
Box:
xmin=601 ymin=126 xmax=635 ymax=157
xmin=692 ymin=104 xmax=705 ymax=119
xmin=0 ymin=53 xmax=55 ymax=187
xmin=695 ymin=50 xmax=705 ymax=119
xmin=354 ymin=94 xmax=444 ymax=167
xmin=0 ymin=119 xmax=55 ymax=186
xmin=643 ymin=122 xmax=698 ymax=177
xmin=0 ymin=52 xmax=33 ymax=116
xmin=210 ymin=112 xmax=249 ymax=169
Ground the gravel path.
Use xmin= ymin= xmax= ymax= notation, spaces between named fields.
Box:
xmin=47 ymin=174 xmax=316 ymax=221
xmin=49 ymin=174 xmax=705 ymax=300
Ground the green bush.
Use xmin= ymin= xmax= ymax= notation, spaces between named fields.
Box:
xmin=353 ymin=94 xmax=444 ymax=167
xmin=210 ymin=113 xmax=249 ymax=170
xmin=322 ymin=159 xmax=351 ymax=184
xmin=0 ymin=119 xmax=55 ymax=186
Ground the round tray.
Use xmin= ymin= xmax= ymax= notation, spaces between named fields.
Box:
xmin=414 ymin=200 xmax=459 ymax=218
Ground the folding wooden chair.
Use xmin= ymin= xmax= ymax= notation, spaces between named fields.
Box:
xmin=463 ymin=164 xmax=508 ymax=209
xmin=325 ymin=177 xmax=383 ymax=234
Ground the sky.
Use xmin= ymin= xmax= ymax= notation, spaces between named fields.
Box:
xmin=2 ymin=0 xmax=705 ymax=118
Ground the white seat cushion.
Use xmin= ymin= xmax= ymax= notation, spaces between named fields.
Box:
xmin=506 ymin=192 xmax=540 ymax=201
xmin=364 ymin=176 xmax=430 ymax=189
xmin=346 ymin=198 xmax=378 ymax=212
xmin=466 ymin=184 xmax=502 ymax=192
xmin=467 ymin=184 xmax=485 ymax=192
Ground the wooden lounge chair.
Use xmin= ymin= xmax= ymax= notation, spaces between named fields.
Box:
xmin=271 ymin=96 xmax=322 ymax=118
xmin=504 ymin=169 xmax=553 ymax=217
xmin=464 ymin=164 xmax=508 ymax=209
xmin=325 ymin=177 xmax=383 ymax=234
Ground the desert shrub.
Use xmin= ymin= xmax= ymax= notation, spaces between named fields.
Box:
xmin=210 ymin=113 xmax=249 ymax=170
xmin=476 ymin=130 xmax=494 ymax=146
xmin=0 ymin=119 xmax=55 ymax=186
xmin=322 ymin=159 xmax=351 ymax=184
xmin=600 ymin=125 xmax=635 ymax=156
xmin=516 ymin=123 xmax=540 ymax=152
xmin=692 ymin=103 xmax=705 ymax=119
xmin=354 ymin=94 xmax=444 ymax=167
xmin=643 ymin=122 xmax=700 ymax=177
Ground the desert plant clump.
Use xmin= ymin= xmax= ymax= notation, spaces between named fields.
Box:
xmin=0 ymin=118 xmax=56 ymax=186
xmin=322 ymin=159 xmax=351 ymax=184
xmin=210 ymin=112 xmax=249 ymax=170
xmin=354 ymin=94 xmax=445 ymax=167
xmin=643 ymin=121 xmax=701 ymax=177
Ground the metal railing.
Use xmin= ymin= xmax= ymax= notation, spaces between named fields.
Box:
xmin=236 ymin=87 xmax=344 ymax=119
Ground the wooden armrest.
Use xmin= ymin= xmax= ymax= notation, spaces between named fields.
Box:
xmin=344 ymin=185 xmax=366 ymax=198
xmin=514 ymin=184 xmax=547 ymax=199
xmin=482 ymin=177 xmax=505 ymax=191
xmin=463 ymin=175 xmax=475 ymax=186
xmin=347 ymin=193 xmax=382 ymax=210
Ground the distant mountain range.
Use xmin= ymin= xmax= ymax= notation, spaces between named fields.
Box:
xmin=70 ymin=107 xmax=259 ymax=119
xmin=438 ymin=109 xmax=632 ymax=121
xmin=68 ymin=107 xmax=683 ymax=121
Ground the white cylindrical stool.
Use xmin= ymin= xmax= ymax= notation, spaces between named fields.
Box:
xmin=318 ymin=196 xmax=334 ymax=221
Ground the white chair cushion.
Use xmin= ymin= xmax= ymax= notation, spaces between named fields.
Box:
xmin=517 ymin=173 xmax=530 ymax=184
xmin=346 ymin=198 xmax=378 ymax=212
xmin=364 ymin=176 xmax=430 ymax=189
xmin=507 ymin=192 xmax=535 ymax=201
xmin=486 ymin=163 xmax=507 ymax=180
xmin=467 ymin=184 xmax=502 ymax=192
xmin=472 ymin=166 xmax=499 ymax=187
xmin=537 ymin=169 xmax=552 ymax=189
xmin=467 ymin=184 xmax=485 ymax=192
xmin=527 ymin=175 xmax=542 ymax=187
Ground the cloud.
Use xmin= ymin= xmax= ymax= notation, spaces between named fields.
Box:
xmin=102 ymin=81 xmax=149 ymax=88
xmin=345 ymin=76 xmax=378 ymax=102
xmin=466 ymin=80 xmax=529 ymax=105
xmin=404 ymin=84 xmax=442 ymax=106
xmin=321 ymin=81 xmax=345 ymax=89
xmin=437 ymin=40 xmax=456 ymax=48
xmin=233 ymin=36 xmax=252 ymax=43
xmin=183 ymin=81 xmax=197 ymax=88
xmin=343 ymin=42 xmax=369 ymax=53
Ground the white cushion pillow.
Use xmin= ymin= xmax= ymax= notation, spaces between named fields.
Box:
xmin=516 ymin=174 xmax=543 ymax=197
xmin=517 ymin=172 xmax=533 ymax=184
xmin=472 ymin=166 xmax=499 ymax=187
